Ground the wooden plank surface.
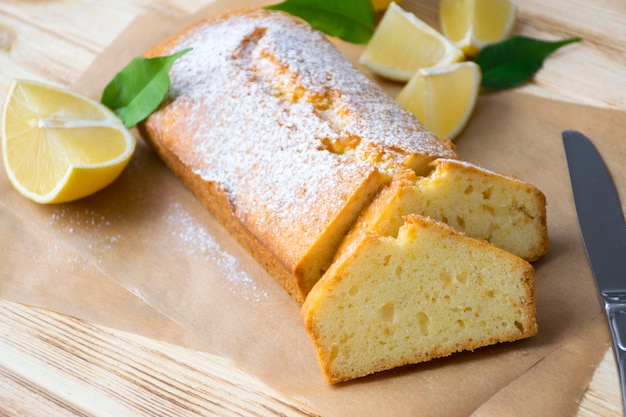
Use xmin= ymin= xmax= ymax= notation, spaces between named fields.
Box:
xmin=0 ymin=301 xmax=321 ymax=417
xmin=0 ymin=0 xmax=624 ymax=415
xmin=0 ymin=298 xmax=619 ymax=416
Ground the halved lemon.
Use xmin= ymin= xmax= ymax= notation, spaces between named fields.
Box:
xmin=396 ymin=61 xmax=481 ymax=140
xmin=440 ymin=0 xmax=517 ymax=56
xmin=371 ymin=0 xmax=402 ymax=12
xmin=1 ymin=79 xmax=135 ymax=204
xmin=359 ymin=2 xmax=464 ymax=82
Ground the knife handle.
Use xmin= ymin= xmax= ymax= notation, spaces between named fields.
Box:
xmin=603 ymin=296 xmax=626 ymax=415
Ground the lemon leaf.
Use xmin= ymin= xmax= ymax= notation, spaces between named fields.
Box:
xmin=359 ymin=2 xmax=464 ymax=82
xmin=101 ymin=48 xmax=192 ymax=128
xmin=265 ymin=0 xmax=375 ymax=44
xmin=475 ymin=36 xmax=582 ymax=89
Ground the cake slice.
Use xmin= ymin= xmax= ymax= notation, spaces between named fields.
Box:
xmin=339 ymin=159 xmax=549 ymax=263
xmin=302 ymin=214 xmax=537 ymax=384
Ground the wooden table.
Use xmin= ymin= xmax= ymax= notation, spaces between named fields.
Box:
xmin=0 ymin=0 xmax=624 ymax=415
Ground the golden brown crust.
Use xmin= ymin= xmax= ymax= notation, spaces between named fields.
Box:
xmin=139 ymin=119 xmax=299 ymax=295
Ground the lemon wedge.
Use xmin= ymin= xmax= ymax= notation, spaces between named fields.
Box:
xmin=359 ymin=2 xmax=464 ymax=82
xmin=371 ymin=0 xmax=402 ymax=12
xmin=396 ymin=61 xmax=481 ymax=140
xmin=440 ymin=0 xmax=517 ymax=56
xmin=1 ymin=79 xmax=135 ymax=204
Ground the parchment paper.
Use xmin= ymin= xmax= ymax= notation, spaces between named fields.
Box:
xmin=2 ymin=1 xmax=624 ymax=415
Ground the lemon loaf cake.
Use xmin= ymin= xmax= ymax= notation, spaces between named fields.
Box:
xmin=140 ymin=8 xmax=457 ymax=303
xmin=302 ymin=214 xmax=537 ymax=384
xmin=139 ymin=8 xmax=547 ymax=383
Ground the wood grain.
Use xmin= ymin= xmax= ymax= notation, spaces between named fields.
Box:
xmin=578 ymin=351 xmax=622 ymax=417
xmin=0 ymin=0 xmax=623 ymax=415
xmin=0 ymin=300 xmax=322 ymax=417
xmin=0 ymin=297 xmax=619 ymax=416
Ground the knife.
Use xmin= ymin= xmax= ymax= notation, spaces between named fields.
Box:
xmin=563 ymin=129 xmax=626 ymax=415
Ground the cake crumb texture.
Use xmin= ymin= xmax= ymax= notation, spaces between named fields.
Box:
xmin=302 ymin=215 xmax=537 ymax=384
xmin=338 ymin=159 xmax=549 ymax=263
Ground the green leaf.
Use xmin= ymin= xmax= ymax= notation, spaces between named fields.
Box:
xmin=265 ymin=0 xmax=375 ymax=44
xmin=475 ymin=36 xmax=582 ymax=90
xmin=101 ymin=48 xmax=192 ymax=128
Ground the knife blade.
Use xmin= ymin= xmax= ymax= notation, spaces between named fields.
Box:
xmin=563 ymin=129 xmax=626 ymax=415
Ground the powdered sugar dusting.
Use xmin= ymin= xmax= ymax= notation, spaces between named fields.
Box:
xmin=146 ymin=9 xmax=457 ymax=269
xmin=164 ymin=202 xmax=268 ymax=303
xmin=46 ymin=207 xmax=122 ymax=265
xmin=33 ymin=240 xmax=91 ymax=273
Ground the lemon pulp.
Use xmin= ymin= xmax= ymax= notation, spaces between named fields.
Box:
xmin=396 ymin=62 xmax=482 ymax=140
xmin=440 ymin=0 xmax=517 ymax=56
xmin=1 ymin=79 xmax=135 ymax=204
xmin=359 ymin=2 xmax=464 ymax=82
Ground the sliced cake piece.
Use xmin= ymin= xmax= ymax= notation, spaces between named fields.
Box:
xmin=339 ymin=159 xmax=548 ymax=262
xmin=302 ymin=214 xmax=537 ymax=384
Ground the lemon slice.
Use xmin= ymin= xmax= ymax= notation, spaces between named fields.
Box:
xmin=359 ymin=2 xmax=464 ymax=82
xmin=440 ymin=0 xmax=517 ymax=56
xmin=371 ymin=0 xmax=402 ymax=12
xmin=396 ymin=61 xmax=481 ymax=140
xmin=1 ymin=79 xmax=135 ymax=204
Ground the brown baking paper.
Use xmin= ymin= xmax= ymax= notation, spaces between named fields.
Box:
xmin=2 ymin=0 xmax=624 ymax=415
